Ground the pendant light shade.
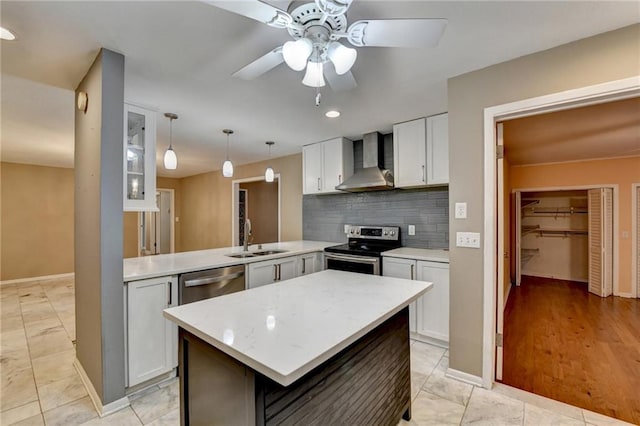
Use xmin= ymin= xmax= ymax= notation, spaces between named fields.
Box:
xmin=163 ymin=113 xmax=178 ymax=170
xmin=264 ymin=141 xmax=275 ymax=183
xmin=327 ymin=41 xmax=357 ymax=75
xmin=163 ymin=148 xmax=177 ymax=170
xmin=282 ymin=38 xmax=313 ymax=71
xmin=222 ymin=129 xmax=234 ymax=178
xmin=222 ymin=160 xmax=234 ymax=178
xmin=302 ymin=60 xmax=325 ymax=88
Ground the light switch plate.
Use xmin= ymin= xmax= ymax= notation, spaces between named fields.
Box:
xmin=456 ymin=232 xmax=481 ymax=248
xmin=455 ymin=202 xmax=467 ymax=219
xmin=408 ymin=225 xmax=416 ymax=236
xmin=344 ymin=224 xmax=350 ymax=234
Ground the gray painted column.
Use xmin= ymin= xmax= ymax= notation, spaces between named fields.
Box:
xmin=74 ymin=48 xmax=125 ymax=405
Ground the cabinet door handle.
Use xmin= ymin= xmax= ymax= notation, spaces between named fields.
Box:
xmin=317 ymin=177 xmax=321 ymax=191
xmin=277 ymin=264 xmax=282 ymax=281
xmin=302 ymin=257 xmax=306 ymax=274
xmin=421 ymin=165 xmax=426 ymax=182
xmin=168 ymin=281 xmax=172 ymax=306
xmin=273 ymin=265 xmax=278 ymax=282
xmin=410 ymin=264 xmax=415 ymax=280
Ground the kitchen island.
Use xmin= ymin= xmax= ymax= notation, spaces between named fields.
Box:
xmin=164 ymin=269 xmax=431 ymax=425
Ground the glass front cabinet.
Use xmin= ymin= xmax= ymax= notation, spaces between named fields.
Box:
xmin=124 ymin=103 xmax=158 ymax=211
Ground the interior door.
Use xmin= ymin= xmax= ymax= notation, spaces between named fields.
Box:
xmin=496 ymin=122 xmax=505 ymax=381
xmin=588 ymin=188 xmax=613 ymax=297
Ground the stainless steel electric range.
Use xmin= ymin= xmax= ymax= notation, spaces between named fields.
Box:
xmin=324 ymin=225 xmax=401 ymax=275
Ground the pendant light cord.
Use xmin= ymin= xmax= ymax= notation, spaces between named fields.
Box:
xmin=169 ymin=119 xmax=173 ymax=149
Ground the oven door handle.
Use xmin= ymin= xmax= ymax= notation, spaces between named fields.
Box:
xmin=324 ymin=253 xmax=380 ymax=264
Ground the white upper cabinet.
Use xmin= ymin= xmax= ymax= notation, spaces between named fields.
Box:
xmin=393 ymin=114 xmax=449 ymax=188
xmin=124 ymin=103 xmax=158 ymax=211
xmin=393 ymin=118 xmax=427 ymax=188
xmin=303 ymin=137 xmax=353 ymax=195
xmin=426 ymin=113 xmax=449 ymax=185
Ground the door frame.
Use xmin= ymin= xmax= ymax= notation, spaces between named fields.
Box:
xmin=137 ymin=188 xmax=175 ymax=255
xmin=231 ymin=175 xmax=282 ymax=246
xmin=482 ymin=76 xmax=640 ymax=389
xmin=633 ymin=183 xmax=640 ymax=298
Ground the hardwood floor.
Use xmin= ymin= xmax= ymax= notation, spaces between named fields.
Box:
xmin=501 ymin=275 xmax=640 ymax=424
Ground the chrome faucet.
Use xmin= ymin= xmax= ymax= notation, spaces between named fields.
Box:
xmin=243 ymin=218 xmax=252 ymax=252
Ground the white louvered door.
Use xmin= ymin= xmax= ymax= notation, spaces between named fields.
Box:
xmin=636 ymin=185 xmax=640 ymax=298
xmin=588 ymin=188 xmax=613 ymax=297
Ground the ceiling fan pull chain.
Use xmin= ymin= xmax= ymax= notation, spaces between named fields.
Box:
xmin=315 ymin=90 xmax=322 ymax=107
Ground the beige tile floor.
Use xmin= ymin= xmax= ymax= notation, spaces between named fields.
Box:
xmin=1 ymin=277 xmax=635 ymax=426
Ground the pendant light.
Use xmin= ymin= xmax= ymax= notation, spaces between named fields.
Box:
xmin=163 ymin=113 xmax=178 ymax=170
xmin=264 ymin=141 xmax=275 ymax=183
xmin=222 ymin=129 xmax=234 ymax=178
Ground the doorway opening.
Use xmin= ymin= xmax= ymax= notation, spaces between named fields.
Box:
xmin=138 ymin=188 xmax=175 ymax=255
xmin=485 ymin=78 xmax=640 ymax=423
xmin=231 ymin=175 xmax=281 ymax=247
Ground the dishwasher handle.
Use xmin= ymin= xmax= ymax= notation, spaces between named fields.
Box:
xmin=184 ymin=271 xmax=244 ymax=288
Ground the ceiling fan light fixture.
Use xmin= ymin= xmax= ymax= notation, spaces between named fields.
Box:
xmin=0 ymin=26 xmax=16 ymax=41
xmin=327 ymin=41 xmax=357 ymax=75
xmin=302 ymin=60 xmax=325 ymax=88
xmin=282 ymin=38 xmax=313 ymax=71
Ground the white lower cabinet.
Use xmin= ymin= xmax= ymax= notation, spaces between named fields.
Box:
xmin=416 ymin=261 xmax=449 ymax=344
xmin=382 ymin=257 xmax=418 ymax=333
xmin=247 ymin=253 xmax=324 ymax=289
xmin=126 ymin=275 xmax=178 ymax=387
xmin=298 ymin=252 xmax=323 ymax=276
xmin=247 ymin=256 xmax=298 ymax=289
xmin=382 ymin=257 xmax=450 ymax=347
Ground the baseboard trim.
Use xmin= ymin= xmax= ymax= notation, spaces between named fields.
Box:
xmin=504 ymin=283 xmax=512 ymax=310
xmin=445 ymin=368 xmax=484 ymax=387
xmin=615 ymin=292 xmax=635 ymax=298
xmin=73 ymin=358 xmax=130 ymax=417
xmin=521 ymin=272 xmax=588 ymax=283
xmin=1 ymin=272 xmax=74 ymax=286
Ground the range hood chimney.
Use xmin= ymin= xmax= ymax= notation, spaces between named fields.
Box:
xmin=335 ymin=132 xmax=394 ymax=192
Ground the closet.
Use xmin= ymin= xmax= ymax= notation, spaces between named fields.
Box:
xmin=515 ymin=188 xmax=613 ymax=296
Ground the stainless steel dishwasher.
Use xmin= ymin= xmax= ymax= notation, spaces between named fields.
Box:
xmin=179 ymin=264 xmax=245 ymax=305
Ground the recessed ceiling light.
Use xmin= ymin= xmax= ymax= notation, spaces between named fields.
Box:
xmin=0 ymin=27 xmax=16 ymax=41
xmin=325 ymin=110 xmax=340 ymax=118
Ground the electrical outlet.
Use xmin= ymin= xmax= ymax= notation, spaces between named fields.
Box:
xmin=456 ymin=232 xmax=481 ymax=248
xmin=344 ymin=224 xmax=350 ymax=234
xmin=455 ymin=202 xmax=467 ymax=219
xmin=408 ymin=225 xmax=416 ymax=236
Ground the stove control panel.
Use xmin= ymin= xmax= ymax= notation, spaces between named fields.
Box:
xmin=347 ymin=225 xmax=400 ymax=241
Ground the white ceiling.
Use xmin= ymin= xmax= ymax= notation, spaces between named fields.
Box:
xmin=1 ymin=1 xmax=638 ymax=178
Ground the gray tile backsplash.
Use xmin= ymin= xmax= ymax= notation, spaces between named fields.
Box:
xmin=303 ymin=187 xmax=449 ymax=248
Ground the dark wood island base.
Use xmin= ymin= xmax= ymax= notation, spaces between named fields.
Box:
xmin=178 ymin=308 xmax=411 ymax=425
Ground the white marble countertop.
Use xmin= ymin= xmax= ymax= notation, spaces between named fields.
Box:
xmin=163 ymin=269 xmax=431 ymax=386
xmin=124 ymin=240 xmax=338 ymax=282
xmin=382 ymin=247 xmax=450 ymax=263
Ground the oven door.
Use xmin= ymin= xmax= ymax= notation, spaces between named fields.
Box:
xmin=324 ymin=252 xmax=381 ymax=275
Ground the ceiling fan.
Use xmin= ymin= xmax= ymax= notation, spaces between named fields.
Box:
xmin=203 ymin=0 xmax=447 ymax=92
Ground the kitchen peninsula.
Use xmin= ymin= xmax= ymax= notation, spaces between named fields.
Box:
xmin=164 ymin=269 xmax=431 ymax=425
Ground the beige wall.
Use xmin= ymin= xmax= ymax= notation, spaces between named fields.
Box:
xmin=0 ymin=162 xmax=75 ymax=281
xmin=240 ymin=180 xmax=278 ymax=244
xmin=447 ymin=24 xmax=640 ymax=377
xmin=510 ymin=156 xmax=640 ymax=294
xmin=180 ymin=153 xmax=302 ymax=252
xmin=123 ymin=176 xmax=182 ymax=258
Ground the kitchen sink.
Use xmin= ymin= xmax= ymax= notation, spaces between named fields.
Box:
xmin=253 ymin=250 xmax=288 ymax=256
xmin=226 ymin=253 xmax=257 ymax=258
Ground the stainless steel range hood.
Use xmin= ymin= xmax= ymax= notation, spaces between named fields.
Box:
xmin=335 ymin=132 xmax=394 ymax=192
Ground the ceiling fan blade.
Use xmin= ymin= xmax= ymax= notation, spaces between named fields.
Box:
xmin=232 ymin=47 xmax=284 ymax=80
xmin=324 ymin=63 xmax=357 ymax=92
xmin=347 ymin=19 xmax=447 ymax=48
xmin=202 ymin=1 xmax=296 ymax=29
